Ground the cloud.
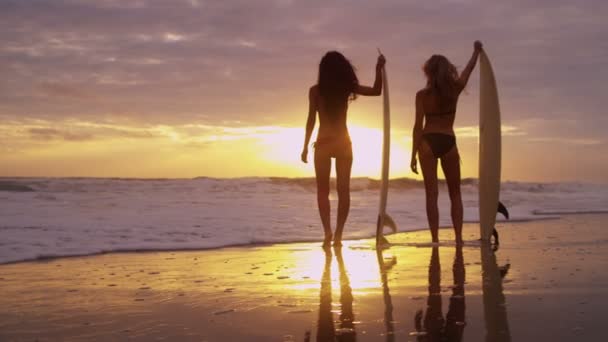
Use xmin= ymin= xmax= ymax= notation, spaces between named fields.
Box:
xmin=162 ymin=32 xmax=186 ymax=43
xmin=455 ymin=125 xmax=526 ymax=138
xmin=28 ymin=127 xmax=94 ymax=141
xmin=526 ymin=137 xmax=603 ymax=146
xmin=0 ymin=0 xmax=604 ymax=126
xmin=0 ymin=0 xmax=606 ymax=179
xmin=2 ymin=119 xmax=163 ymax=145
xmin=37 ymin=82 xmax=94 ymax=99
xmin=0 ymin=118 xmax=294 ymax=150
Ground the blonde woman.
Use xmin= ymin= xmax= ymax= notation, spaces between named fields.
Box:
xmin=411 ymin=41 xmax=482 ymax=244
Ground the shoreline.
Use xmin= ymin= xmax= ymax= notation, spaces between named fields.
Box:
xmin=0 ymin=213 xmax=575 ymax=266
xmin=1 ymin=212 xmax=596 ymax=266
xmin=1 ymin=175 xmax=606 ymax=185
xmin=1 ymin=214 xmax=606 ymax=341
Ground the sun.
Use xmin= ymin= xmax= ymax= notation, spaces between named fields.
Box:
xmin=256 ymin=124 xmax=415 ymax=178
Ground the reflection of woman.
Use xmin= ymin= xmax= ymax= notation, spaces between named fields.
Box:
xmin=316 ymin=247 xmax=357 ymax=342
xmin=317 ymin=248 xmax=335 ymax=341
xmin=335 ymin=248 xmax=356 ymax=342
xmin=415 ymin=246 xmax=466 ymax=341
xmin=410 ymin=42 xmax=483 ymax=244
xmin=302 ymin=51 xmax=386 ymax=247
xmin=446 ymin=246 xmax=466 ymax=340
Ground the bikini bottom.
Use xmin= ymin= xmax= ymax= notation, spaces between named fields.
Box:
xmin=314 ymin=136 xmax=353 ymax=159
xmin=423 ymin=133 xmax=456 ymax=158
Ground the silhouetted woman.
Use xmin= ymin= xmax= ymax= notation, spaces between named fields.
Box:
xmin=410 ymin=41 xmax=482 ymax=244
xmin=302 ymin=51 xmax=385 ymax=247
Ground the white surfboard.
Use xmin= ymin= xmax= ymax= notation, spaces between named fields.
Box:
xmin=376 ymin=65 xmax=396 ymax=244
xmin=478 ymin=50 xmax=502 ymax=241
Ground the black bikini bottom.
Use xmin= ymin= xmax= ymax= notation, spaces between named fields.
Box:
xmin=423 ymin=133 xmax=456 ymax=158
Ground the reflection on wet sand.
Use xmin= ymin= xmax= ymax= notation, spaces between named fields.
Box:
xmin=376 ymin=248 xmax=397 ymax=342
xmin=316 ymin=248 xmax=335 ymax=341
xmin=314 ymin=247 xmax=357 ymax=342
xmin=481 ymin=245 xmax=511 ymax=342
xmin=3 ymin=217 xmax=601 ymax=341
xmin=306 ymin=244 xmax=511 ymax=342
xmin=414 ymin=246 xmax=466 ymax=341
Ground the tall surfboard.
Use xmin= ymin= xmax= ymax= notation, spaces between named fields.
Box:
xmin=478 ymin=50 xmax=502 ymax=241
xmin=376 ymin=64 xmax=396 ymax=244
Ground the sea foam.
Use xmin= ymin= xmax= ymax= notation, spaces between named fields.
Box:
xmin=1 ymin=177 xmax=607 ymax=264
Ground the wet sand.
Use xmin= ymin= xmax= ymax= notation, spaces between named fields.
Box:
xmin=1 ymin=214 xmax=607 ymax=341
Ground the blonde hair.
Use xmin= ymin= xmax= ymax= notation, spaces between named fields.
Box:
xmin=423 ymin=55 xmax=459 ymax=104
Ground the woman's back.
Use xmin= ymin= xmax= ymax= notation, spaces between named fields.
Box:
xmin=312 ymin=85 xmax=350 ymax=142
xmin=420 ymin=88 xmax=463 ymax=136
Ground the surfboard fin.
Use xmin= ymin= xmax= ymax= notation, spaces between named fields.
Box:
xmin=383 ymin=213 xmax=397 ymax=234
xmin=492 ymin=202 xmax=507 ymax=247
xmin=376 ymin=213 xmax=397 ymax=247
xmin=497 ymin=201 xmax=509 ymax=220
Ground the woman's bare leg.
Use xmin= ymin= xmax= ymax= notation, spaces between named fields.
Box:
xmin=419 ymin=141 xmax=440 ymax=243
xmin=440 ymin=146 xmax=463 ymax=244
xmin=315 ymin=151 xmax=332 ymax=247
xmin=334 ymin=154 xmax=353 ymax=247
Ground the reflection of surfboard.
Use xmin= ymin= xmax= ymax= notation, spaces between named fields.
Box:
xmin=376 ymin=65 xmax=397 ymax=244
xmin=479 ymin=50 xmax=502 ymax=241
xmin=375 ymin=248 xmax=396 ymax=341
xmin=480 ymin=246 xmax=511 ymax=341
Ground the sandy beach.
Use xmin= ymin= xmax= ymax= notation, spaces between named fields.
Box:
xmin=2 ymin=1 xmax=607 ymax=341
xmin=1 ymin=214 xmax=606 ymax=341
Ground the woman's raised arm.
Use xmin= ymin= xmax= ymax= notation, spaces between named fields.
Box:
xmin=355 ymin=54 xmax=386 ymax=96
xmin=458 ymin=41 xmax=483 ymax=89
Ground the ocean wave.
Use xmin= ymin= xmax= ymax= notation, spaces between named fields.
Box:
xmin=2 ymin=176 xmax=603 ymax=194
xmin=269 ymin=177 xmax=481 ymax=191
xmin=0 ymin=181 xmax=35 ymax=192
xmin=532 ymin=209 xmax=608 ymax=216
xmin=1 ymin=177 xmax=607 ymax=264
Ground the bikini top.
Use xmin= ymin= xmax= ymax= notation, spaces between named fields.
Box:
xmin=426 ymin=109 xmax=456 ymax=117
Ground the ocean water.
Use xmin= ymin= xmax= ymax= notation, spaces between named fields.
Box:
xmin=1 ymin=177 xmax=607 ymax=264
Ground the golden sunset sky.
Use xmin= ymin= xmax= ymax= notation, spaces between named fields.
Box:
xmin=1 ymin=0 xmax=606 ymax=182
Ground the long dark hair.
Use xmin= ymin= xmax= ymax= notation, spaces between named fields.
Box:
xmin=423 ymin=55 xmax=459 ymax=107
xmin=317 ymin=51 xmax=359 ymax=118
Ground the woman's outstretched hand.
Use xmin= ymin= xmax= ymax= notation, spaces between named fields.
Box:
xmin=301 ymin=148 xmax=308 ymax=163
xmin=410 ymin=157 xmax=418 ymax=174
xmin=474 ymin=40 xmax=483 ymax=52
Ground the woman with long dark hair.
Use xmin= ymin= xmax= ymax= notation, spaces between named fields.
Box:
xmin=301 ymin=51 xmax=386 ymax=247
xmin=411 ymin=41 xmax=482 ymax=244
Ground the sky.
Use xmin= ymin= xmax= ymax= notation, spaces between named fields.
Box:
xmin=0 ymin=0 xmax=607 ymax=182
